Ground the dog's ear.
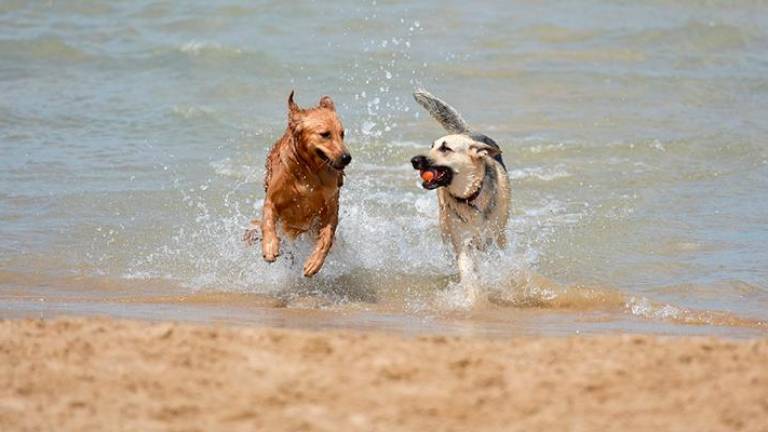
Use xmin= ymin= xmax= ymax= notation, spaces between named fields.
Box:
xmin=318 ymin=96 xmax=335 ymax=111
xmin=469 ymin=142 xmax=501 ymax=159
xmin=288 ymin=90 xmax=303 ymax=128
xmin=288 ymin=90 xmax=300 ymax=113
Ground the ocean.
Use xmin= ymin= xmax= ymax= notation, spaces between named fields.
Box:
xmin=1 ymin=0 xmax=767 ymax=337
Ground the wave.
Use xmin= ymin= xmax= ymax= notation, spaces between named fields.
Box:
xmin=209 ymin=158 xmax=262 ymax=184
xmin=6 ymin=260 xmax=765 ymax=333
xmin=627 ymin=297 xmax=766 ymax=330
xmin=0 ymin=37 xmax=90 ymax=63
xmin=508 ymin=165 xmax=571 ymax=182
xmin=437 ymin=267 xmax=767 ymax=331
xmin=179 ymin=40 xmax=243 ymax=57
xmin=616 ymin=21 xmax=760 ymax=53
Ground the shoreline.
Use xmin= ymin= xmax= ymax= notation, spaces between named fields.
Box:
xmin=2 ymin=316 xmax=767 ymax=431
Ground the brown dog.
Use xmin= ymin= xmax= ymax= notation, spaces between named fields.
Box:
xmin=243 ymin=91 xmax=351 ymax=277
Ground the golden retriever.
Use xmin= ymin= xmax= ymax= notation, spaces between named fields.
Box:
xmin=244 ymin=91 xmax=351 ymax=277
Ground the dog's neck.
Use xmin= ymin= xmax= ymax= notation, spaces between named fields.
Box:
xmin=451 ymin=179 xmax=483 ymax=204
xmin=449 ymin=163 xmax=486 ymax=203
xmin=286 ymin=132 xmax=313 ymax=172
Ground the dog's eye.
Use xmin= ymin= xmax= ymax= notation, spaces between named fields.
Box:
xmin=320 ymin=131 xmax=331 ymax=139
xmin=439 ymin=142 xmax=452 ymax=153
xmin=340 ymin=130 xmax=345 ymax=139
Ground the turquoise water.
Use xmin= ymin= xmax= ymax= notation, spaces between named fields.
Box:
xmin=1 ymin=1 xmax=767 ymax=336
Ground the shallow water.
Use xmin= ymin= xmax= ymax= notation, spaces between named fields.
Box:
xmin=1 ymin=1 xmax=767 ymax=337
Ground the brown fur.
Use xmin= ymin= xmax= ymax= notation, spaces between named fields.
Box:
xmin=244 ymin=91 xmax=350 ymax=277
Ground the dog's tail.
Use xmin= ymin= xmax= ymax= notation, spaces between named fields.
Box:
xmin=413 ymin=89 xmax=470 ymax=134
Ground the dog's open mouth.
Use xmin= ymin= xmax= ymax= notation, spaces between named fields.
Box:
xmin=315 ymin=149 xmax=345 ymax=171
xmin=419 ymin=166 xmax=452 ymax=190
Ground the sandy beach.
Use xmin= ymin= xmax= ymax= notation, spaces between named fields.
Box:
xmin=1 ymin=317 xmax=766 ymax=432
xmin=3 ymin=1 xmax=768 ymax=431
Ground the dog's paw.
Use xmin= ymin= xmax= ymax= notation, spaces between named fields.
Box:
xmin=243 ymin=228 xmax=260 ymax=247
xmin=262 ymin=238 xmax=280 ymax=263
xmin=302 ymin=254 xmax=325 ymax=277
xmin=243 ymin=220 xmax=261 ymax=247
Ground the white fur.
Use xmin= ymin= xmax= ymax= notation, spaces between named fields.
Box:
xmin=423 ymin=134 xmax=510 ymax=288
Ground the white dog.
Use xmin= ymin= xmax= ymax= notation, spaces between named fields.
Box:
xmin=410 ymin=90 xmax=511 ymax=301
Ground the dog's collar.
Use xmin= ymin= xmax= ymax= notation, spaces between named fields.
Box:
xmin=450 ymin=172 xmax=484 ymax=205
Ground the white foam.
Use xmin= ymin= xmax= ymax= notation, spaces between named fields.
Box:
xmin=209 ymin=158 xmax=262 ymax=183
xmin=172 ymin=105 xmax=215 ymax=119
xmin=179 ymin=40 xmax=242 ymax=56
xmin=508 ymin=165 xmax=571 ymax=182
xmin=627 ymin=296 xmax=682 ymax=320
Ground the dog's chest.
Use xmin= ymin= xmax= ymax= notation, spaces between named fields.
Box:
xmin=281 ymin=186 xmax=332 ymax=209
xmin=439 ymin=192 xmax=499 ymax=240
xmin=294 ymin=180 xmax=336 ymax=199
xmin=279 ymin=197 xmax=325 ymax=234
xmin=444 ymin=203 xmax=493 ymax=231
xmin=272 ymin=180 xmax=338 ymax=233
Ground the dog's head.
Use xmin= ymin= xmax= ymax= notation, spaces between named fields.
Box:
xmin=411 ymin=134 xmax=501 ymax=196
xmin=288 ymin=91 xmax=351 ymax=171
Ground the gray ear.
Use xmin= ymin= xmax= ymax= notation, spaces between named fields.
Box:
xmin=469 ymin=133 xmax=506 ymax=170
xmin=413 ymin=89 xmax=470 ymax=134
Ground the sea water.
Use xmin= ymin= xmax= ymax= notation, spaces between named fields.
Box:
xmin=1 ymin=0 xmax=767 ymax=337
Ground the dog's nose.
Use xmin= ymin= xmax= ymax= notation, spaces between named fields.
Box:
xmin=339 ymin=153 xmax=352 ymax=167
xmin=411 ymin=155 xmax=427 ymax=169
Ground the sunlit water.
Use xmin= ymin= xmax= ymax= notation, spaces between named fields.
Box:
xmin=1 ymin=1 xmax=767 ymax=337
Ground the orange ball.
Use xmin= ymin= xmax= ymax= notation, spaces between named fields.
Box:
xmin=420 ymin=170 xmax=434 ymax=182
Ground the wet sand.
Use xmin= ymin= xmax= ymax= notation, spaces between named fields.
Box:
xmin=1 ymin=317 xmax=767 ymax=431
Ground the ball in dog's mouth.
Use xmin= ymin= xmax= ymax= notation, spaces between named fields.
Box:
xmin=419 ymin=166 xmax=451 ymax=190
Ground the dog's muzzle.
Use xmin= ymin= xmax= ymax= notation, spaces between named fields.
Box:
xmin=411 ymin=155 xmax=452 ymax=190
xmin=339 ymin=152 xmax=352 ymax=167
xmin=317 ymin=149 xmax=352 ymax=171
xmin=411 ymin=155 xmax=428 ymax=170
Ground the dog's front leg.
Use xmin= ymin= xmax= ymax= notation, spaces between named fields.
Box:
xmin=303 ymin=201 xmax=338 ymax=277
xmin=261 ymin=200 xmax=280 ymax=262
xmin=457 ymin=244 xmax=481 ymax=304
xmin=458 ymin=249 xmax=479 ymax=279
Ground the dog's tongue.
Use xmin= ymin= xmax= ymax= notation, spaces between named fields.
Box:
xmin=420 ymin=169 xmax=435 ymax=183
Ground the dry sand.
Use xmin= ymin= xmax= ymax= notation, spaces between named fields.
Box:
xmin=1 ymin=317 xmax=767 ymax=432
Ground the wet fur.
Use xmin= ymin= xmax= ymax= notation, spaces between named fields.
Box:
xmin=412 ymin=91 xmax=511 ymax=294
xmin=244 ymin=91 xmax=350 ymax=277
xmin=428 ymin=136 xmax=510 ymax=258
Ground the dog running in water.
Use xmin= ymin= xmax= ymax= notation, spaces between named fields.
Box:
xmin=410 ymin=89 xmax=510 ymax=299
xmin=244 ymin=91 xmax=351 ymax=277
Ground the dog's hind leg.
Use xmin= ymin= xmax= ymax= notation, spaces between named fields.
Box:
xmin=243 ymin=219 xmax=261 ymax=247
